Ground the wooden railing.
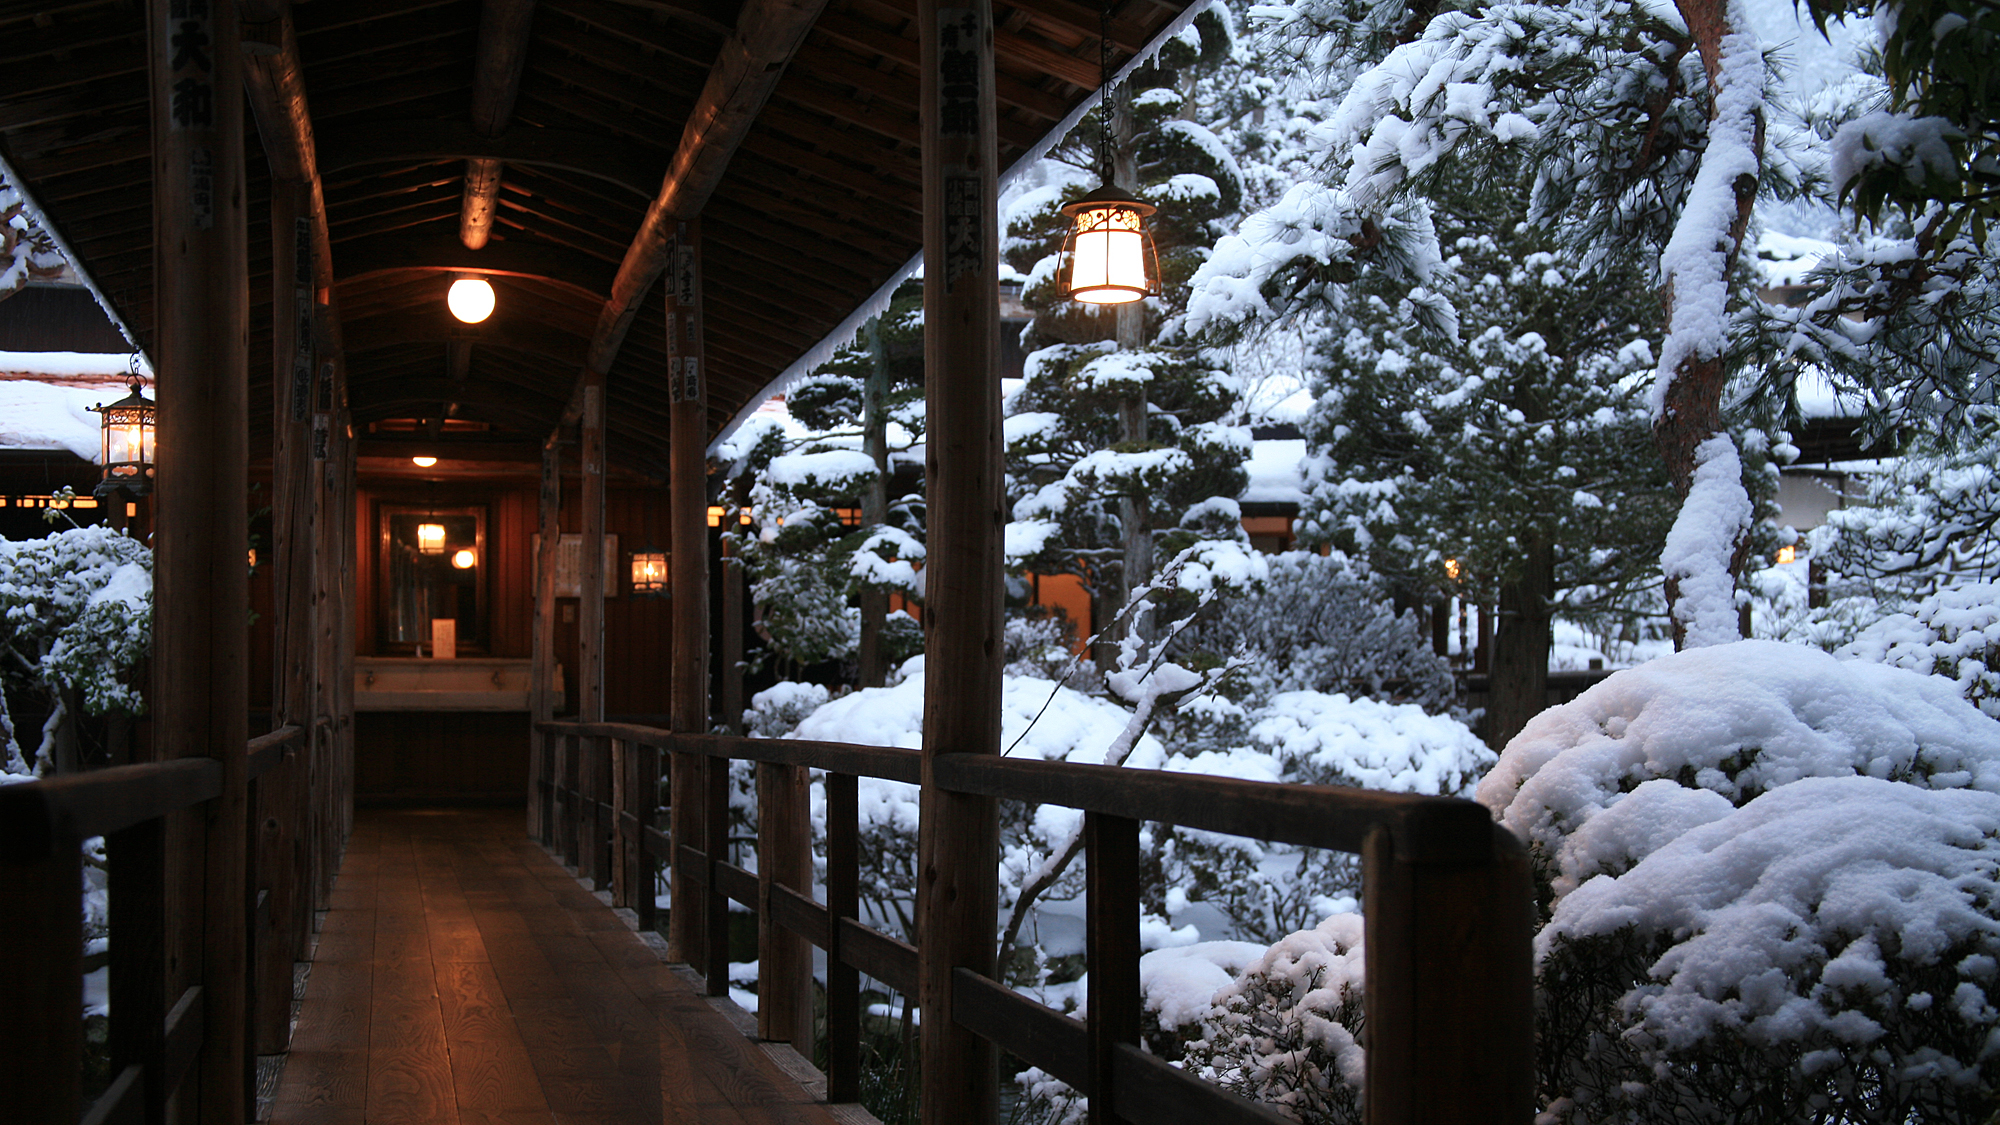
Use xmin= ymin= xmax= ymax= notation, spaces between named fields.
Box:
xmin=0 ymin=724 xmax=311 ymax=1125
xmin=534 ymin=719 xmax=1535 ymax=1124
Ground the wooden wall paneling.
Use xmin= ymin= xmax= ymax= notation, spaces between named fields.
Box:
xmin=916 ymin=0 xmax=1005 ymax=1119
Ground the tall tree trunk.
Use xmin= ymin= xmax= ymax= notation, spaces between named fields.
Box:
xmin=857 ymin=316 xmax=891 ymax=687
xmin=1111 ymin=82 xmax=1153 ymax=648
xmin=1486 ymin=540 xmax=1553 ymax=751
xmin=1653 ymin=0 xmax=1764 ymax=648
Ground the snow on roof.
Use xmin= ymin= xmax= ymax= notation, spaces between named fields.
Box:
xmin=0 ymin=378 xmax=128 ymax=460
xmin=1242 ymin=438 xmax=1306 ymax=505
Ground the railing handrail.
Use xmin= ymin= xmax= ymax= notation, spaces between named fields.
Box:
xmin=0 ymin=758 xmax=222 ymax=859
xmin=535 ymin=718 xmax=1496 ymax=863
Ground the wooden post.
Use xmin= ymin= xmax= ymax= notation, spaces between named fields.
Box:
xmin=531 ymin=436 xmax=561 ymax=839
xmin=719 ymin=529 xmax=744 ymax=735
xmin=824 ymin=771 xmax=861 ymax=1102
xmin=666 ymin=220 xmax=711 ymax=967
xmin=756 ymin=760 xmax=812 ymax=1049
xmin=580 ymin=368 xmax=609 ymax=887
xmin=149 ymin=0 xmax=252 ymax=1118
xmin=917 ymin=0 xmax=1004 ymax=1119
xmin=108 ymin=817 xmax=167 ymax=1125
xmin=258 ymin=175 xmax=315 ymax=1056
xmin=1 ymin=846 xmax=83 ymax=1123
xmin=635 ymin=741 xmax=661 ymax=933
xmin=1084 ymin=813 xmax=1141 ymax=1125
xmin=1362 ymin=824 xmax=1536 ymax=1124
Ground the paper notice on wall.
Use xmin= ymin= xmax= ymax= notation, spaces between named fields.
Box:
xmin=430 ymin=618 xmax=457 ymax=660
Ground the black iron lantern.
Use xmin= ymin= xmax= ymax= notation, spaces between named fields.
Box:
xmin=88 ymin=377 xmax=156 ymax=498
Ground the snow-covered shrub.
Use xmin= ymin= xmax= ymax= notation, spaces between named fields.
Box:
xmin=1181 ymin=915 xmax=1367 ymax=1124
xmin=1477 ymin=639 xmax=2000 ymax=905
xmin=745 ymin=681 xmax=832 ymax=739
xmin=1536 ymin=777 xmax=2000 ymax=1124
xmin=1837 ymin=583 xmax=2000 ymax=719
xmin=1169 ymin=551 xmax=1453 ymax=710
xmin=0 ymin=526 xmax=152 ymax=775
xmin=1478 ymin=640 xmax=2000 ymax=1122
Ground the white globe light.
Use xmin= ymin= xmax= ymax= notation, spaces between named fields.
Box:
xmin=447 ymin=278 xmax=495 ymax=323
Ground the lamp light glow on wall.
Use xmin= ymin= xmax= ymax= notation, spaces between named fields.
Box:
xmin=417 ymin=522 xmax=447 ymax=554
xmin=631 ymin=550 xmax=668 ymax=595
xmin=706 ymin=505 xmax=754 ymax=528
xmin=88 ymin=376 xmax=157 ymax=498
xmin=452 ymin=547 xmax=478 ymax=569
xmin=1060 ymin=186 xmax=1159 ymax=304
xmin=447 ymin=277 xmax=495 ymax=324
xmin=412 ymin=455 xmax=438 ymax=468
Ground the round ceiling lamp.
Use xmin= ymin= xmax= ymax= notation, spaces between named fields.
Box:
xmin=447 ymin=277 xmax=495 ymax=324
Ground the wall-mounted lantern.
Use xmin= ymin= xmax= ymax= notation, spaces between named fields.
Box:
xmin=88 ymin=377 xmax=156 ymax=499
xmin=417 ymin=522 xmax=447 ymax=554
xmin=447 ymin=277 xmax=495 ymax=324
xmin=631 ymin=550 xmax=668 ymax=595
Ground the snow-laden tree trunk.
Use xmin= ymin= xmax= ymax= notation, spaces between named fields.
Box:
xmin=1652 ymin=0 xmax=1765 ymax=648
xmin=857 ymin=316 xmax=891 ymax=687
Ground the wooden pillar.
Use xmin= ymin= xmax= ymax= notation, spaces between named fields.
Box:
xmin=1 ymin=846 xmax=83 ymax=1123
xmin=148 ymin=0 xmax=252 ymax=1118
xmin=257 ymin=176 xmax=314 ymax=1056
xmin=917 ymin=1 xmax=1003 ymax=1120
xmin=756 ymin=760 xmax=811 ymax=1049
xmin=666 ymin=219 xmax=711 ymax=966
xmin=531 ymin=436 xmax=561 ymax=840
xmin=580 ymin=367 xmax=608 ymax=885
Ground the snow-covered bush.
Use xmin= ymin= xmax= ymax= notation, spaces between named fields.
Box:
xmin=745 ymin=681 xmax=832 ymax=739
xmin=1167 ymin=551 xmax=1453 ymax=710
xmin=1837 ymin=583 xmax=2000 ymax=720
xmin=1481 ymin=640 xmax=2000 ymax=1122
xmin=1 ymin=526 xmax=152 ymax=776
xmin=1181 ymin=915 xmax=1367 ymax=1122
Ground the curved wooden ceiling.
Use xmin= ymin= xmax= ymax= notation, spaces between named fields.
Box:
xmin=0 ymin=0 xmax=1194 ymax=478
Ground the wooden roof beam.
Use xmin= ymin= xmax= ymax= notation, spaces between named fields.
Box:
xmin=239 ymin=2 xmax=333 ymax=292
xmin=461 ymin=0 xmax=538 ymax=250
xmin=570 ymin=0 xmax=834 ymax=418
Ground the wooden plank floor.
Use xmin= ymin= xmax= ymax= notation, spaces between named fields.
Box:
xmin=272 ymin=808 xmax=854 ymax=1125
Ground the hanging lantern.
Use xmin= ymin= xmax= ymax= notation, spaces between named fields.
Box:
xmin=88 ymin=378 xmax=157 ymax=498
xmin=1060 ymin=185 xmax=1159 ymax=304
xmin=417 ymin=522 xmax=447 ymax=554
xmin=631 ymin=550 xmax=668 ymax=595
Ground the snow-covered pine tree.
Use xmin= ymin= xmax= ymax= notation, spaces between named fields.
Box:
xmin=1293 ymin=157 xmax=1680 ymax=747
xmin=1003 ymin=5 xmax=1252 ymax=663
xmin=733 ymin=282 xmax=928 ymax=682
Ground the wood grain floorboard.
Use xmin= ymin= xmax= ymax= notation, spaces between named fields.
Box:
xmin=272 ymin=807 xmax=853 ymax=1125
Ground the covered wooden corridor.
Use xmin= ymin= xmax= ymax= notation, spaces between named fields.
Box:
xmin=273 ymin=808 xmax=854 ymax=1125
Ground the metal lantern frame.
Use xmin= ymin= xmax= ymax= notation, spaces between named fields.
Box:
xmin=88 ymin=377 xmax=156 ymax=498
xmin=1059 ymin=184 xmax=1160 ymax=305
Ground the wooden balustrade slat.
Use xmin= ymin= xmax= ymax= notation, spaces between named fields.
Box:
xmin=837 ymin=917 xmax=918 ymax=998
xmin=678 ymin=843 xmax=709 ymax=883
xmin=950 ymin=967 xmax=1090 ymax=1092
xmin=1085 ymin=814 xmax=1141 ymax=1125
xmin=1112 ymin=1044 xmax=1297 ymax=1125
xmin=0 ymin=759 xmax=222 ymax=859
xmin=644 ymin=823 xmax=673 ymax=860
xmin=934 ymin=754 xmax=1494 ymax=865
xmin=1 ymin=843 xmax=82 ymax=1122
xmin=107 ymin=815 xmax=165 ymax=1120
xmin=246 ymin=724 xmax=304 ymax=778
xmin=825 ymin=770 xmax=862 ymax=1103
xmin=704 ymin=753 xmax=731 ymax=994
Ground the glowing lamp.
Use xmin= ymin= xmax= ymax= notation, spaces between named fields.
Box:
xmin=631 ymin=551 xmax=668 ymax=594
xmin=1776 ymin=545 xmax=1797 ymax=565
xmin=412 ymin=455 xmax=438 ymax=468
xmin=417 ymin=522 xmax=447 ymax=554
xmin=447 ymin=277 xmax=495 ymax=324
xmin=452 ymin=548 xmax=478 ymax=569
xmin=88 ymin=379 xmax=157 ymax=498
xmin=1059 ymin=186 xmax=1158 ymax=305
